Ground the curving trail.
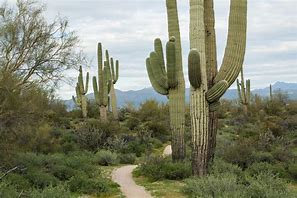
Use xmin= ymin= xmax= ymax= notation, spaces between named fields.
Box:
xmin=112 ymin=145 xmax=172 ymax=198
xmin=112 ymin=165 xmax=152 ymax=198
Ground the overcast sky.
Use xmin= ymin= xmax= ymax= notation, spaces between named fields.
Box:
xmin=10 ymin=0 xmax=297 ymax=99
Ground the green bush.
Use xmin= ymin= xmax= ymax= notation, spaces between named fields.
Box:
xmin=50 ymin=165 xmax=76 ymax=181
xmin=136 ymin=155 xmax=191 ymax=181
xmin=0 ymin=182 xmax=19 ymax=198
xmin=288 ymin=163 xmax=297 ymax=181
xmin=95 ymin=150 xmax=119 ymax=166
xmin=183 ymin=173 xmax=245 ymax=198
xmin=246 ymin=172 xmax=294 ymax=198
xmin=118 ymin=153 xmax=136 ymax=164
xmin=68 ymin=175 xmax=110 ymax=195
xmin=124 ymin=140 xmax=147 ymax=157
xmin=252 ymin=151 xmax=274 ymax=163
xmin=25 ymin=170 xmax=59 ymax=189
xmin=29 ymin=185 xmax=74 ymax=198
xmin=3 ymin=173 xmax=31 ymax=190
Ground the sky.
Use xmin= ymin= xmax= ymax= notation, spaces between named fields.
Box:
xmin=8 ymin=0 xmax=297 ymax=99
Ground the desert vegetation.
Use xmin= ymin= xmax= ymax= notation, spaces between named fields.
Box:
xmin=1 ymin=0 xmax=296 ymax=197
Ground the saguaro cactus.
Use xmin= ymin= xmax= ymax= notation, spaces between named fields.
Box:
xmin=270 ymin=84 xmax=273 ymax=100
xmin=93 ymin=43 xmax=111 ymax=122
xmin=109 ymin=58 xmax=119 ymax=120
xmin=146 ymin=0 xmax=186 ymax=161
xmin=72 ymin=66 xmax=89 ymax=118
xmin=237 ymin=68 xmax=250 ymax=115
xmin=189 ymin=0 xmax=247 ymax=176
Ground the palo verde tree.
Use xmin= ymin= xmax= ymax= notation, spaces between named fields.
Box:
xmin=0 ymin=0 xmax=84 ymax=89
xmin=188 ymin=0 xmax=247 ymax=176
xmin=237 ymin=68 xmax=251 ymax=115
xmin=146 ymin=0 xmax=186 ymax=161
xmin=72 ymin=66 xmax=89 ymax=118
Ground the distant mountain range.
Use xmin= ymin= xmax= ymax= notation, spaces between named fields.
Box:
xmin=64 ymin=82 xmax=297 ymax=110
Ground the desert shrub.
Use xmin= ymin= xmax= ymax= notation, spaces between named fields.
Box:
xmin=136 ymin=155 xmax=191 ymax=181
xmin=25 ymin=170 xmax=59 ymax=189
xmin=118 ymin=153 xmax=136 ymax=164
xmin=252 ymin=151 xmax=274 ymax=163
xmin=3 ymin=173 xmax=31 ymax=190
xmin=76 ymin=119 xmax=118 ymax=151
xmin=210 ymin=159 xmax=243 ymax=177
xmin=246 ymin=172 xmax=293 ymax=198
xmin=288 ymin=163 xmax=297 ymax=181
xmin=29 ymin=185 xmax=73 ymax=198
xmin=247 ymin=162 xmax=278 ymax=177
xmin=221 ymin=141 xmax=255 ymax=169
xmin=50 ymin=165 xmax=76 ymax=181
xmin=95 ymin=150 xmax=119 ymax=166
xmin=68 ymin=175 xmax=111 ymax=195
xmin=183 ymin=173 xmax=245 ymax=198
xmin=123 ymin=140 xmax=147 ymax=157
xmin=150 ymin=138 xmax=163 ymax=148
xmin=0 ymin=182 xmax=19 ymax=198
xmin=271 ymin=147 xmax=294 ymax=162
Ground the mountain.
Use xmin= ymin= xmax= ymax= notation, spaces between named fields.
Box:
xmin=65 ymin=82 xmax=297 ymax=110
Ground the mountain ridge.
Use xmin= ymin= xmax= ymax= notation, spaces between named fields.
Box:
xmin=65 ymin=82 xmax=297 ymax=110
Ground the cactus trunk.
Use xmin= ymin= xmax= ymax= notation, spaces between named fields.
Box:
xmin=190 ymin=0 xmax=210 ymax=176
xmin=110 ymin=84 xmax=118 ymax=120
xmin=189 ymin=0 xmax=247 ymax=176
xmin=167 ymin=0 xmax=186 ymax=161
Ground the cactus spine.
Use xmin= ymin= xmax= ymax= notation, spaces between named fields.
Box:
xmin=146 ymin=0 xmax=186 ymax=161
xmin=72 ymin=66 xmax=89 ymax=118
xmin=93 ymin=43 xmax=111 ymax=122
xmin=189 ymin=0 xmax=247 ymax=175
xmin=109 ymin=58 xmax=119 ymax=120
xmin=237 ymin=68 xmax=250 ymax=115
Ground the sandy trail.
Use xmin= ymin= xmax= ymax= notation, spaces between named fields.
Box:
xmin=112 ymin=145 xmax=172 ymax=198
xmin=112 ymin=165 xmax=152 ymax=198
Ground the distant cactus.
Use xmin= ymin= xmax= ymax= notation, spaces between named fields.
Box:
xmin=146 ymin=0 xmax=186 ymax=161
xmin=189 ymin=0 xmax=247 ymax=175
xmin=93 ymin=43 xmax=111 ymax=122
xmin=270 ymin=84 xmax=273 ymax=100
xmin=72 ymin=66 xmax=89 ymax=118
xmin=109 ymin=57 xmax=119 ymax=120
xmin=237 ymin=68 xmax=251 ymax=115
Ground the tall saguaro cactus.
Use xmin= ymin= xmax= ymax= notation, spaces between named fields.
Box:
xmin=237 ymin=68 xmax=250 ymax=115
xmin=93 ymin=43 xmax=111 ymax=122
xmin=189 ymin=0 xmax=247 ymax=175
xmin=109 ymin=58 xmax=119 ymax=120
xmin=72 ymin=66 xmax=89 ymax=118
xmin=146 ymin=0 xmax=186 ymax=161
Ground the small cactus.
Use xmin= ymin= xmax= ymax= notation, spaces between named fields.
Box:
xmin=237 ymin=68 xmax=251 ymax=115
xmin=73 ymin=66 xmax=89 ymax=118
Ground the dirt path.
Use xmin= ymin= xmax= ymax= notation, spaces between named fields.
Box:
xmin=112 ymin=145 xmax=172 ymax=198
xmin=112 ymin=165 xmax=152 ymax=198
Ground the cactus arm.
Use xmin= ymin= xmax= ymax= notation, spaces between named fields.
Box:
xmin=84 ymin=72 xmax=89 ymax=94
xmin=237 ymin=79 xmax=243 ymax=103
xmin=188 ymin=49 xmax=202 ymax=89
xmin=146 ymin=58 xmax=169 ymax=95
xmin=240 ymin=69 xmax=247 ymax=103
xmin=246 ymin=79 xmax=250 ymax=104
xmin=98 ymin=43 xmax=104 ymax=105
xmin=110 ymin=57 xmax=115 ymax=82
xmin=166 ymin=38 xmax=178 ymax=88
xmin=206 ymin=80 xmax=229 ymax=103
xmin=115 ymin=60 xmax=119 ymax=83
xmin=149 ymin=52 xmax=169 ymax=89
xmin=154 ymin=38 xmax=167 ymax=76
xmin=214 ymin=0 xmax=247 ymax=85
xmin=93 ymin=76 xmax=100 ymax=104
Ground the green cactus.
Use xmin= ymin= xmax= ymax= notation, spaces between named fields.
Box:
xmin=270 ymin=84 xmax=273 ymax=101
xmin=237 ymin=68 xmax=251 ymax=115
xmin=72 ymin=66 xmax=89 ymax=118
xmin=93 ymin=43 xmax=111 ymax=122
xmin=146 ymin=0 xmax=186 ymax=161
xmin=189 ymin=0 xmax=247 ymax=175
xmin=109 ymin=57 xmax=119 ymax=120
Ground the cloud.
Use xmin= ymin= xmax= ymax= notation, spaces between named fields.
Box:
xmin=30 ymin=0 xmax=296 ymax=99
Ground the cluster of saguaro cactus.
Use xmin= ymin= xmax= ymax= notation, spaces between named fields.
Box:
xmin=146 ymin=0 xmax=186 ymax=161
xmin=188 ymin=0 xmax=247 ymax=175
xmin=93 ymin=43 xmax=119 ymax=122
xmin=237 ymin=68 xmax=251 ymax=115
xmin=72 ymin=66 xmax=89 ymax=118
